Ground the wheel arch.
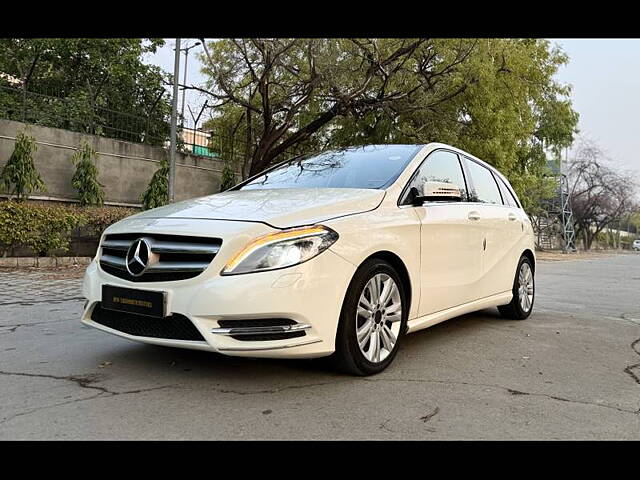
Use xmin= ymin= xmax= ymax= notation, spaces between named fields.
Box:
xmin=361 ymin=251 xmax=413 ymax=315
xmin=522 ymin=248 xmax=536 ymax=272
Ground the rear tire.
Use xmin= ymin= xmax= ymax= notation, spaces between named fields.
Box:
xmin=330 ymin=258 xmax=407 ymax=376
xmin=498 ymin=255 xmax=534 ymax=320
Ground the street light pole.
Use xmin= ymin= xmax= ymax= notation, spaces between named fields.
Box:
xmin=181 ymin=51 xmax=188 ymax=129
xmin=169 ymin=38 xmax=181 ymax=204
xmin=179 ymin=41 xmax=201 ymax=130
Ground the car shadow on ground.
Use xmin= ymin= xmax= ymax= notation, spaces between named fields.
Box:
xmin=97 ymin=307 xmax=509 ymax=382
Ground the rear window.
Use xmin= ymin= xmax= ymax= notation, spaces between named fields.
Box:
xmin=464 ymin=158 xmax=503 ymax=205
xmin=239 ymin=145 xmax=422 ymax=190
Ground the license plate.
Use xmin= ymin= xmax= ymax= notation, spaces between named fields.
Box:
xmin=102 ymin=285 xmax=166 ymax=318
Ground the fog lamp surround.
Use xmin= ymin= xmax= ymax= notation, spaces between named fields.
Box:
xmin=221 ymin=225 xmax=339 ymax=275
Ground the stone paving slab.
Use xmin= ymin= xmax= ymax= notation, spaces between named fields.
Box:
xmin=0 ymin=270 xmax=84 ymax=306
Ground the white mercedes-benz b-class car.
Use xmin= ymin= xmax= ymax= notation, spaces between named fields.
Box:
xmin=81 ymin=143 xmax=535 ymax=375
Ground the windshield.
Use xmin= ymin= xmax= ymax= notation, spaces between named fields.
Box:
xmin=238 ymin=145 xmax=422 ymax=191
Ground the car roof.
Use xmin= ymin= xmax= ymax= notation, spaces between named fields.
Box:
xmin=358 ymin=143 xmax=509 ymax=182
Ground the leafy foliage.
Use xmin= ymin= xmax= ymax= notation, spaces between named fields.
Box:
xmin=219 ymin=162 xmax=236 ymax=192
xmin=0 ymin=39 xmax=171 ymax=145
xmin=81 ymin=205 xmax=137 ymax=237
xmin=71 ymin=141 xmax=104 ymax=206
xmin=0 ymin=201 xmax=85 ymax=256
xmin=199 ymin=38 xmax=579 ymax=211
xmin=0 ymin=201 xmax=135 ymax=257
xmin=141 ymin=158 xmax=169 ymax=210
xmin=0 ymin=128 xmax=46 ymax=199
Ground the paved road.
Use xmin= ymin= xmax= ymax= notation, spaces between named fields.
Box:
xmin=1 ymin=255 xmax=639 ymax=440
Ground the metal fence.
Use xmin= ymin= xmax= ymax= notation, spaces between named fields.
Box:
xmin=0 ymin=82 xmax=309 ymax=175
xmin=0 ymin=83 xmax=170 ymax=146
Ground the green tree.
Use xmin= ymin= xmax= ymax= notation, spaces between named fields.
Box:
xmin=197 ymin=38 xmax=578 ymax=211
xmin=71 ymin=141 xmax=104 ymax=206
xmin=0 ymin=128 xmax=45 ymax=200
xmin=0 ymin=39 xmax=171 ymax=145
xmin=141 ymin=158 xmax=169 ymax=210
xmin=219 ymin=162 xmax=236 ymax=192
xmin=197 ymin=38 xmax=479 ymax=176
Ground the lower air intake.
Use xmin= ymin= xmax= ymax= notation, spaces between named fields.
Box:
xmin=91 ymin=303 xmax=206 ymax=341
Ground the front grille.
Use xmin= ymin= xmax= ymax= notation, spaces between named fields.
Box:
xmin=99 ymin=233 xmax=222 ymax=282
xmin=217 ymin=319 xmax=306 ymax=341
xmin=91 ymin=303 xmax=206 ymax=341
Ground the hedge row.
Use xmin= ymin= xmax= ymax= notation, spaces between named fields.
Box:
xmin=0 ymin=201 xmax=136 ymax=257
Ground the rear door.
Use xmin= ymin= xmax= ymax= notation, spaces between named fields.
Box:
xmin=462 ymin=157 xmax=516 ymax=298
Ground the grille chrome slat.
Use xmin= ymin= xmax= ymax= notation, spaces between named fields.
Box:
xmin=147 ymin=240 xmax=220 ymax=255
xmin=99 ymin=233 xmax=222 ymax=282
xmin=100 ymin=254 xmax=127 ymax=270
xmin=101 ymin=239 xmax=132 ymax=250
xmin=147 ymin=261 xmax=212 ymax=273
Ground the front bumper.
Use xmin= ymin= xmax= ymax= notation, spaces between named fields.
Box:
xmin=81 ymin=248 xmax=356 ymax=359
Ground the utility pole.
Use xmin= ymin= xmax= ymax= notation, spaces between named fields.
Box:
xmin=169 ymin=38 xmax=181 ymax=203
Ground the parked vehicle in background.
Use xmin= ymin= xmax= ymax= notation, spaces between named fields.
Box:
xmin=81 ymin=143 xmax=535 ymax=375
xmin=633 ymin=239 xmax=640 ymax=251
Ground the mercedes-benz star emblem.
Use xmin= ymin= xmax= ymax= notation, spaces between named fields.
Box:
xmin=126 ymin=238 xmax=153 ymax=277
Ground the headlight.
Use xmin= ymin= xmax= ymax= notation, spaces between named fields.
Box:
xmin=221 ymin=225 xmax=339 ymax=275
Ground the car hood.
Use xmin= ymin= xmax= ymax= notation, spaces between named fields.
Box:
xmin=125 ymin=188 xmax=385 ymax=229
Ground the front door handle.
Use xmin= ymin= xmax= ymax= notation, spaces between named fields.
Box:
xmin=468 ymin=211 xmax=481 ymax=221
xmin=508 ymin=213 xmax=518 ymax=221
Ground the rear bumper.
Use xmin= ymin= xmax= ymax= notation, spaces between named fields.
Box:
xmin=80 ymin=249 xmax=356 ymax=358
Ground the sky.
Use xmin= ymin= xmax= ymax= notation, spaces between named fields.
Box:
xmin=146 ymin=38 xmax=640 ymax=177
xmin=144 ymin=39 xmax=210 ymax=128
xmin=551 ymin=39 xmax=640 ymax=177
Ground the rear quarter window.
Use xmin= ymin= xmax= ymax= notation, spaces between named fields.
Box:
xmin=497 ymin=177 xmax=520 ymax=208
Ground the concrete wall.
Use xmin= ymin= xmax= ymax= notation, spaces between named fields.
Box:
xmin=0 ymin=119 xmax=230 ymax=206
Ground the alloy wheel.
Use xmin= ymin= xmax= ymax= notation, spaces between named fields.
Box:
xmin=355 ymin=273 xmax=402 ymax=363
xmin=518 ymin=262 xmax=534 ymax=312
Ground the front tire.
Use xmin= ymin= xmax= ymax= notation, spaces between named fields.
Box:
xmin=498 ymin=255 xmax=535 ymax=320
xmin=331 ymin=258 xmax=407 ymax=376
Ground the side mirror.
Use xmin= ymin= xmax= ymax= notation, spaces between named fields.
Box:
xmin=410 ymin=181 xmax=463 ymax=205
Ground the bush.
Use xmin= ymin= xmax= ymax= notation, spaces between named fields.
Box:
xmin=0 ymin=128 xmax=46 ymax=200
xmin=141 ymin=158 xmax=169 ymax=210
xmin=0 ymin=201 xmax=136 ymax=257
xmin=0 ymin=201 xmax=86 ymax=256
xmin=219 ymin=161 xmax=236 ymax=192
xmin=71 ymin=141 xmax=104 ymax=206
xmin=81 ymin=206 xmax=136 ymax=237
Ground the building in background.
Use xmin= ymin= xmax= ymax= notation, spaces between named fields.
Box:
xmin=180 ymin=127 xmax=217 ymax=158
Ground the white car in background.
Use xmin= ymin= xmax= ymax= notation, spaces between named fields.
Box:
xmin=633 ymin=239 xmax=640 ymax=251
xmin=81 ymin=143 xmax=535 ymax=375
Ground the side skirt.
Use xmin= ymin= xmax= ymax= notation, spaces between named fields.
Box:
xmin=406 ymin=291 xmax=513 ymax=334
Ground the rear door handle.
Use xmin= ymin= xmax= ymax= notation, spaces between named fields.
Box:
xmin=508 ymin=213 xmax=517 ymax=221
xmin=468 ymin=211 xmax=481 ymax=221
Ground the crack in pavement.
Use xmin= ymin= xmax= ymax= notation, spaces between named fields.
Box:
xmin=623 ymin=338 xmax=640 ymax=387
xmin=360 ymin=377 xmax=639 ymax=415
xmin=420 ymin=406 xmax=440 ymax=423
xmin=0 ymin=369 xmax=177 ymax=426
xmin=0 ymin=369 xmax=111 ymax=394
xmin=212 ymin=380 xmax=347 ymax=395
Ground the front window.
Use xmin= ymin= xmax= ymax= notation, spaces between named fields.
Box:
xmin=238 ymin=145 xmax=422 ymax=191
xmin=401 ymin=150 xmax=468 ymax=204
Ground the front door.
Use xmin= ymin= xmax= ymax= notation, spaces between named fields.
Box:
xmin=400 ymin=149 xmax=483 ymax=316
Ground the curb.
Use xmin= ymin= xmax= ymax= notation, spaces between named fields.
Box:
xmin=0 ymin=257 xmax=92 ymax=268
